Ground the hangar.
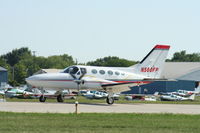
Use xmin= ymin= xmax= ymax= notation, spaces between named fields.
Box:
xmin=124 ymin=62 xmax=200 ymax=94
xmin=0 ymin=66 xmax=8 ymax=87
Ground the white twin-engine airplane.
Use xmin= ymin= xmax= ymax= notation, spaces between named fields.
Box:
xmin=26 ymin=45 xmax=170 ymax=104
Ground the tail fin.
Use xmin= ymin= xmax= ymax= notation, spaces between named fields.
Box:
xmin=189 ymin=94 xmax=195 ymax=101
xmin=132 ymin=45 xmax=170 ymax=78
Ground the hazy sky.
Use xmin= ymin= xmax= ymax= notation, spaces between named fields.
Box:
xmin=0 ymin=0 xmax=200 ymax=63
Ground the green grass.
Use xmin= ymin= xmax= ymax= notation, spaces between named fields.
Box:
xmin=0 ymin=112 xmax=200 ymax=133
xmin=1 ymin=95 xmax=200 ymax=105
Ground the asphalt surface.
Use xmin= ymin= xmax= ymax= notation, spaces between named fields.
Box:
xmin=1 ymin=102 xmax=200 ymax=114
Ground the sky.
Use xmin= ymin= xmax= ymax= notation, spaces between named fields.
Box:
xmin=0 ymin=0 xmax=200 ymax=63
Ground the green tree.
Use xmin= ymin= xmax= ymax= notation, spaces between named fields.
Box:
xmin=1 ymin=47 xmax=31 ymax=66
xmin=87 ymin=56 xmax=137 ymax=67
xmin=13 ymin=63 xmax=27 ymax=85
xmin=20 ymin=56 xmax=41 ymax=77
xmin=20 ymin=54 xmax=75 ymax=77
xmin=45 ymin=54 xmax=75 ymax=69
xmin=169 ymin=50 xmax=200 ymax=62
xmin=0 ymin=57 xmax=10 ymax=69
xmin=1 ymin=47 xmax=33 ymax=85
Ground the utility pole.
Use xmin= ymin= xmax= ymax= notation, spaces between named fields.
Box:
xmin=12 ymin=66 xmax=14 ymax=81
xmin=32 ymin=51 xmax=36 ymax=57
xmin=32 ymin=51 xmax=36 ymax=74
xmin=76 ymin=58 xmax=78 ymax=65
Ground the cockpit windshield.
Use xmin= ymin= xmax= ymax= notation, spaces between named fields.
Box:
xmin=63 ymin=66 xmax=79 ymax=74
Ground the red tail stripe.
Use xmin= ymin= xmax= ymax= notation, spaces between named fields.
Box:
xmin=154 ymin=45 xmax=170 ymax=49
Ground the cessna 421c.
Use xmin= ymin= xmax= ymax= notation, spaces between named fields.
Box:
xmin=26 ymin=44 xmax=170 ymax=104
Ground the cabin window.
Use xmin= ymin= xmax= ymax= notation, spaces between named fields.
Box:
xmin=108 ymin=70 xmax=113 ymax=75
xmin=115 ymin=71 xmax=120 ymax=76
xmin=99 ymin=70 xmax=105 ymax=75
xmin=80 ymin=68 xmax=87 ymax=74
xmin=121 ymin=73 xmax=125 ymax=76
xmin=91 ymin=69 xmax=97 ymax=74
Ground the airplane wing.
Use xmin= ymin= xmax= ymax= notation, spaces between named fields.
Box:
xmin=83 ymin=76 xmax=154 ymax=93
xmin=102 ymin=79 xmax=170 ymax=93
xmin=101 ymin=81 xmax=151 ymax=93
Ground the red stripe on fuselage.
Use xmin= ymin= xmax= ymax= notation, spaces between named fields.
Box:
xmin=33 ymin=79 xmax=152 ymax=84
xmin=34 ymin=79 xmax=111 ymax=84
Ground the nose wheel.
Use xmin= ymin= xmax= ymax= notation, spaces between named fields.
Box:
xmin=39 ymin=95 xmax=46 ymax=102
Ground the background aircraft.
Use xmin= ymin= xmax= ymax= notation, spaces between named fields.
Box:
xmin=26 ymin=44 xmax=170 ymax=104
xmin=160 ymin=93 xmax=195 ymax=101
xmin=81 ymin=90 xmax=120 ymax=100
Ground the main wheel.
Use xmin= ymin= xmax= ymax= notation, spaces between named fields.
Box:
xmin=106 ymin=97 xmax=114 ymax=105
xmin=39 ymin=95 xmax=46 ymax=102
xmin=57 ymin=94 xmax=64 ymax=102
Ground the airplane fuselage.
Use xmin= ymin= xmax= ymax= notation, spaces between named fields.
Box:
xmin=26 ymin=65 xmax=147 ymax=90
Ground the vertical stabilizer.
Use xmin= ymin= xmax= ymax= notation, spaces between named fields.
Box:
xmin=132 ymin=45 xmax=170 ymax=78
xmin=189 ymin=94 xmax=195 ymax=101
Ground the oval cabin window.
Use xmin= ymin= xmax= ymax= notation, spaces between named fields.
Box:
xmin=108 ymin=70 xmax=113 ymax=75
xmin=91 ymin=69 xmax=97 ymax=74
xmin=99 ymin=70 xmax=105 ymax=75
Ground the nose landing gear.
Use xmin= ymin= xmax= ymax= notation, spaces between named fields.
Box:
xmin=39 ymin=95 xmax=46 ymax=102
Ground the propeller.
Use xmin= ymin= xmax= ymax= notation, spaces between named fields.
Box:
xmin=69 ymin=67 xmax=86 ymax=95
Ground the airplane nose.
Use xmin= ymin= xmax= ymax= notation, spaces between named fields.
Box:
xmin=26 ymin=74 xmax=49 ymax=87
xmin=25 ymin=73 xmax=73 ymax=87
xmin=26 ymin=73 xmax=47 ymax=81
xmin=26 ymin=75 xmax=37 ymax=84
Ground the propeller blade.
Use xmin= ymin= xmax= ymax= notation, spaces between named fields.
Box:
xmin=78 ymin=74 xmax=85 ymax=80
xmin=70 ymin=73 xmax=77 ymax=79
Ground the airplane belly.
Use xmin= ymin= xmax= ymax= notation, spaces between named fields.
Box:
xmin=28 ymin=80 xmax=76 ymax=89
xmin=82 ymin=82 xmax=102 ymax=89
xmin=28 ymin=80 xmax=103 ymax=90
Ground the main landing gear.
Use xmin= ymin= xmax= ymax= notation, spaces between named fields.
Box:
xmin=106 ymin=90 xmax=115 ymax=105
xmin=57 ymin=94 xmax=64 ymax=102
xmin=39 ymin=94 xmax=64 ymax=103
xmin=106 ymin=97 xmax=114 ymax=105
xmin=38 ymin=89 xmax=65 ymax=103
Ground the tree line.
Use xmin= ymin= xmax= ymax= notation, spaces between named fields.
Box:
xmin=0 ymin=47 xmax=200 ymax=86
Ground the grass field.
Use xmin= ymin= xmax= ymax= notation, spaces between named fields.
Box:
xmin=0 ymin=112 xmax=200 ymax=133
xmin=1 ymin=95 xmax=200 ymax=105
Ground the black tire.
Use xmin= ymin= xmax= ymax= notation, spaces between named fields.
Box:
xmin=106 ymin=97 xmax=114 ymax=105
xmin=39 ymin=96 xmax=46 ymax=102
xmin=57 ymin=94 xmax=64 ymax=102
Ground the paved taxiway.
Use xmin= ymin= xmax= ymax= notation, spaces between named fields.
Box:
xmin=1 ymin=102 xmax=200 ymax=114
